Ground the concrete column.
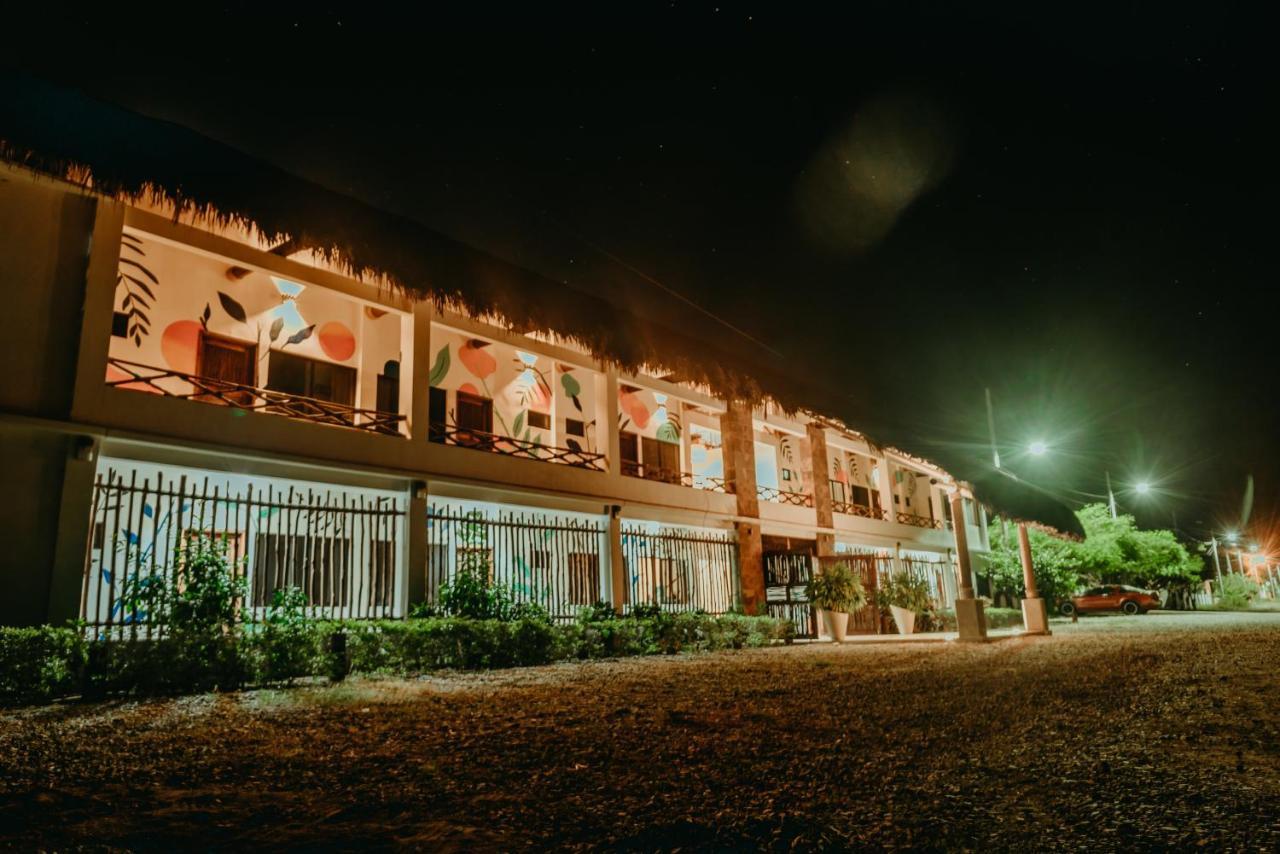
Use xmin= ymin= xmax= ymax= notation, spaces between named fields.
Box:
xmin=722 ymin=400 xmax=765 ymax=613
xmin=607 ymin=506 xmax=627 ymax=613
xmin=949 ymin=490 xmax=987 ymax=642
xmin=46 ymin=435 xmax=101 ymax=626
xmin=410 ymin=301 xmax=434 ymax=440
xmin=1018 ymin=523 xmax=1050 ymax=635
xmin=603 ymin=368 xmax=621 ymax=477
xmin=806 ymin=423 xmax=835 ymax=556
xmin=406 ymin=485 xmax=428 ymax=608
xmin=876 ymin=458 xmax=896 ymax=522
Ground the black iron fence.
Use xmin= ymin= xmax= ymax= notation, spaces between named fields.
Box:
xmin=106 ymin=357 xmax=407 ymax=435
xmin=423 ymin=505 xmax=608 ymax=620
xmin=83 ymin=470 xmax=406 ymax=635
xmin=757 ymin=486 xmax=814 ymax=507
xmin=429 ymin=424 xmax=606 ymax=470
xmin=620 ymin=524 xmax=739 ymax=614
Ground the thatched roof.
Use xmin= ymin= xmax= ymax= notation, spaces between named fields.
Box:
xmin=0 ymin=73 xmax=1082 ymax=539
xmin=968 ymin=466 xmax=1085 ymax=540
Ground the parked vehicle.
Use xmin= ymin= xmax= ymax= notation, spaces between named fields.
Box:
xmin=1060 ymin=585 xmax=1161 ymax=616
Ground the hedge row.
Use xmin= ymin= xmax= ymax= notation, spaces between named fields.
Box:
xmin=0 ymin=613 xmax=794 ymax=705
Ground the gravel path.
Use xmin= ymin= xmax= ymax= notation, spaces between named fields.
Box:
xmin=2 ymin=611 xmax=1278 ymax=850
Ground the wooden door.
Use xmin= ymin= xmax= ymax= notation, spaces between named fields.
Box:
xmin=197 ymin=332 xmax=256 ymax=405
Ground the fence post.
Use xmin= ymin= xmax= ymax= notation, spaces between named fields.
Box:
xmin=608 ymin=506 xmax=626 ymax=614
xmin=406 ymin=483 xmax=427 ymax=611
xmin=47 ymin=435 xmax=101 ymax=626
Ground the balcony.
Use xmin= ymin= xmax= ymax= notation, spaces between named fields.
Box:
xmin=106 ymin=357 xmax=406 ymax=435
xmin=832 ymin=500 xmax=887 ymax=521
xmin=757 ymin=485 xmax=814 ymax=508
xmin=431 ymin=424 xmax=605 ymax=470
xmin=622 ymin=461 xmax=734 ymax=493
xmin=894 ymin=511 xmax=944 ymax=530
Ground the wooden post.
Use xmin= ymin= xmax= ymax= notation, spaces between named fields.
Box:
xmin=721 ymin=400 xmax=765 ymax=613
xmin=1018 ymin=522 xmax=1050 ymax=635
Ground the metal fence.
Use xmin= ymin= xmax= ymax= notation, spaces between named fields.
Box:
xmin=83 ymin=470 xmax=405 ymax=634
xmin=423 ymin=505 xmax=609 ymax=620
xmin=621 ymin=524 xmax=739 ymax=614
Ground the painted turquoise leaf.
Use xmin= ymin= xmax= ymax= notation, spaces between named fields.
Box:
xmin=512 ymin=410 xmax=525 ymax=437
xmin=656 ymin=421 xmax=680 ymax=444
xmin=142 ymin=503 xmax=154 ymax=518
xmin=428 ymin=344 xmax=450 ymax=387
xmin=560 ymin=371 xmax=580 ymax=398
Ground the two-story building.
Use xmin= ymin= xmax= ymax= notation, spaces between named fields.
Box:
xmin=1 ymin=79 xmax=1078 ymax=637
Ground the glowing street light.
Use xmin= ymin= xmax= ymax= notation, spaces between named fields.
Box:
xmin=1028 ymin=440 xmax=1048 ymax=457
xmin=1134 ymin=481 xmax=1151 ymax=495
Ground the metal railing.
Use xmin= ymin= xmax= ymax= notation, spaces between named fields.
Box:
xmin=757 ymin=486 xmax=814 ymax=508
xmin=621 ymin=462 xmax=734 ymax=493
xmin=621 ymin=524 xmax=739 ymax=614
xmin=106 ymin=357 xmax=406 ymax=435
xmin=832 ymin=501 xmax=888 ymax=521
xmin=430 ymin=424 xmax=606 ymax=470
xmin=895 ymin=512 xmax=944 ymax=529
xmin=83 ymin=469 xmax=406 ymax=634
xmin=423 ymin=505 xmax=608 ymax=620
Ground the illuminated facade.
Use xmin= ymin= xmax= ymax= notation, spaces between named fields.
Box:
xmin=0 ymin=162 xmax=989 ymax=635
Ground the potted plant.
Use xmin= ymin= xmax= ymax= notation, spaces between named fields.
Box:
xmin=877 ymin=571 xmax=934 ymax=635
xmin=805 ymin=561 xmax=867 ymax=643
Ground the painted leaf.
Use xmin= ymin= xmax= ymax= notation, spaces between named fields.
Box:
xmin=143 ymin=503 xmax=154 ymax=518
xmin=428 ymin=344 xmax=451 ymax=387
xmin=571 ymin=394 xmax=583 ymax=412
xmin=217 ymin=291 xmax=248 ymax=323
xmin=565 ymin=437 xmax=583 ymax=452
xmin=201 ymin=303 xmax=212 ymax=328
xmin=269 ymin=316 xmax=285 ymax=342
xmin=657 ymin=421 xmax=680 ymax=444
xmin=560 ymin=371 xmax=581 ymax=399
xmin=512 ymin=410 xmax=525 ymax=437
xmin=286 ymin=324 xmax=316 ymax=346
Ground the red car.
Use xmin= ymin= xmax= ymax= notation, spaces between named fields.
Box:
xmin=1060 ymin=585 xmax=1161 ymax=616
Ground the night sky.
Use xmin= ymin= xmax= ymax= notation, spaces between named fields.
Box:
xmin=6 ymin=4 xmax=1274 ymax=542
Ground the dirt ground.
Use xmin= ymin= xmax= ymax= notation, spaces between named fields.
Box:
xmin=2 ymin=611 xmax=1278 ymax=851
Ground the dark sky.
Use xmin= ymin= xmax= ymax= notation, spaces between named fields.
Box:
xmin=7 ymin=3 xmax=1275 ymax=542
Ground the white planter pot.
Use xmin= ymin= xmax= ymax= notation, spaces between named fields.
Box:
xmin=822 ymin=609 xmax=850 ymax=643
xmin=890 ymin=605 xmax=916 ymax=635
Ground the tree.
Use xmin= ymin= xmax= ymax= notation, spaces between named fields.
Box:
xmin=982 ymin=504 xmax=1205 ymax=606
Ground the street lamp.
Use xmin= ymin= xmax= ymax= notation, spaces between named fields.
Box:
xmin=1028 ymin=440 xmax=1048 ymax=457
xmin=1134 ymin=481 xmax=1151 ymax=495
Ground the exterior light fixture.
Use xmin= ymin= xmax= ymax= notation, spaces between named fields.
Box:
xmin=1134 ymin=481 xmax=1151 ymax=495
xmin=1028 ymin=440 xmax=1048 ymax=456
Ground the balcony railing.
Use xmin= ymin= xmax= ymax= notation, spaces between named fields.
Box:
xmin=757 ymin=486 xmax=814 ymax=508
xmin=430 ymin=424 xmax=605 ymax=470
xmin=621 ymin=462 xmax=734 ymax=493
xmin=832 ymin=501 xmax=888 ymax=521
xmin=106 ymin=357 xmax=406 ymax=435
xmin=895 ymin=511 xmax=944 ymax=530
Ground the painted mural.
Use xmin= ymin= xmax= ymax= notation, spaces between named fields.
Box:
xmin=107 ymin=229 xmax=406 ymax=413
xmin=428 ymin=324 xmax=602 ymax=452
xmin=688 ymin=421 xmax=724 ymax=487
xmin=618 ymin=384 xmax=681 ymax=444
xmin=757 ymin=426 xmax=811 ymax=495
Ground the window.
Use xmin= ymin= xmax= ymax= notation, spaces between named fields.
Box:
xmin=568 ymin=553 xmax=600 ymax=605
xmin=830 ymin=480 xmax=847 ymax=505
xmin=637 ymin=557 xmax=689 ymax=605
xmin=851 ymin=485 xmax=871 ymax=508
xmin=455 ymin=391 xmax=493 ymax=434
xmin=251 ymin=532 xmax=352 ymax=607
xmin=267 ymin=350 xmax=355 ymax=406
xmin=527 ymin=411 xmax=550 ymax=430
xmin=111 ymin=311 xmax=129 ymax=338
xmin=376 ymin=362 xmax=400 ymax=415
xmin=620 ymin=432 xmax=640 ymax=475
xmin=428 ymin=387 xmax=447 ymax=442
xmin=565 ymin=418 xmax=585 ymax=437
xmin=641 ymin=436 xmax=681 ymax=483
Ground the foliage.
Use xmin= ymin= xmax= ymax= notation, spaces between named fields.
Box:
xmin=0 ymin=625 xmax=87 ymax=703
xmin=805 ymin=562 xmax=866 ymax=613
xmin=1 ymin=613 xmax=793 ymax=705
xmin=248 ymin=587 xmax=320 ymax=684
xmin=876 ymin=571 xmax=933 ymax=614
xmin=1216 ymin=574 xmax=1258 ymax=610
xmin=984 ymin=505 xmax=1205 ymax=604
xmin=927 ymin=607 xmax=1026 ymax=632
xmin=436 ymin=562 xmax=515 ymax=621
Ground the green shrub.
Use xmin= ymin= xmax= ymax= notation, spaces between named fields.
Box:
xmin=805 ymin=562 xmax=867 ymax=613
xmin=877 ymin=571 xmax=933 ymax=614
xmin=928 ymin=606 xmax=1025 ymax=632
xmin=1217 ymin=574 xmax=1258 ymax=610
xmin=246 ymin=587 xmax=326 ymax=685
xmin=0 ymin=626 xmax=87 ymax=703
